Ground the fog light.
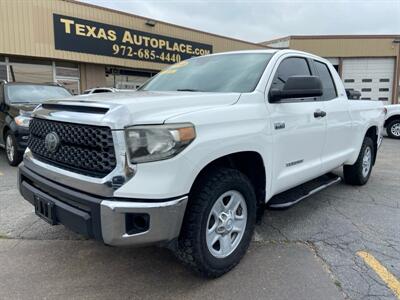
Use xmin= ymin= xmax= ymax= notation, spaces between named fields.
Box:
xmin=125 ymin=213 xmax=150 ymax=235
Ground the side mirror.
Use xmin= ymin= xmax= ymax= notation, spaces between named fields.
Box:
xmin=346 ymin=89 xmax=361 ymax=100
xmin=270 ymin=76 xmax=323 ymax=102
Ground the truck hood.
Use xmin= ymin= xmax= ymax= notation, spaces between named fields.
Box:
xmin=36 ymin=91 xmax=241 ymax=128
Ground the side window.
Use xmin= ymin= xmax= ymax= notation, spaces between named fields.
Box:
xmin=314 ymin=61 xmax=337 ymax=100
xmin=271 ymin=57 xmax=311 ymax=91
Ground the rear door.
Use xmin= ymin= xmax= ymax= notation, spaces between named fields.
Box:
xmin=313 ymin=59 xmax=354 ymax=172
xmin=267 ymin=55 xmax=327 ymax=195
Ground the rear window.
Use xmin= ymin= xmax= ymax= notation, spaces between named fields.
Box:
xmin=314 ymin=61 xmax=337 ymax=100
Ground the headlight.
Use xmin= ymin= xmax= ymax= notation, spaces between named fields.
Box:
xmin=14 ymin=115 xmax=32 ymax=127
xmin=125 ymin=123 xmax=196 ymax=163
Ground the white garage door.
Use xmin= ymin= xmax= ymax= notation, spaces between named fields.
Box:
xmin=342 ymin=58 xmax=395 ymax=103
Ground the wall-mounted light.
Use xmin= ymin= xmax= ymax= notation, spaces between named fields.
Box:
xmin=145 ymin=19 xmax=156 ymax=27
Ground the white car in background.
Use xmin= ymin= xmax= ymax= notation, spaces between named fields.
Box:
xmin=384 ymin=104 xmax=400 ymax=139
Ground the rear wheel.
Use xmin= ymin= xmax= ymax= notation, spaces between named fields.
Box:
xmin=5 ymin=131 xmax=23 ymax=166
xmin=386 ymin=119 xmax=400 ymax=139
xmin=176 ymin=168 xmax=257 ymax=278
xmin=343 ymin=137 xmax=374 ymax=185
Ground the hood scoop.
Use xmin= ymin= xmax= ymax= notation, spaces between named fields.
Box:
xmin=41 ymin=103 xmax=109 ymax=114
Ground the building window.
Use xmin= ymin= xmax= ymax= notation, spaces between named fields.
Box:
xmin=378 ymin=97 xmax=388 ymax=101
xmin=55 ymin=61 xmax=80 ymax=95
xmin=361 ymin=97 xmax=371 ymax=100
xmin=105 ymin=67 xmax=155 ymax=89
xmin=379 ymin=78 xmax=390 ymax=82
xmin=344 ymin=79 xmax=355 ymax=83
xmin=0 ymin=64 xmax=6 ymax=81
xmin=362 ymin=79 xmax=372 ymax=82
xmin=8 ymin=57 xmax=53 ymax=83
xmin=379 ymin=88 xmax=389 ymax=92
xmin=55 ymin=61 xmax=79 ymax=78
xmin=361 ymin=88 xmax=372 ymax=92
xmin=56 ymin=79 xmax=80 ymax=95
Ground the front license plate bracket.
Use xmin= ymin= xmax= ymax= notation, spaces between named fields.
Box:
xmin=34 ymin=195 xmax=56 ymax=225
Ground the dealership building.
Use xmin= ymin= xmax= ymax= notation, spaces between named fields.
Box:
xmin=0 ymin=0 xmax=265 ymax=94
xmin=0 ymin=0 xmax=399 ymax=104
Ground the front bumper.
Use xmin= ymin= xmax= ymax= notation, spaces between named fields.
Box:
xmin=18 ymin=164 xmax=188 ymax=246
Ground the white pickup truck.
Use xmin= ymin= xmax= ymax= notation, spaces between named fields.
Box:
xmin=384 ymin=104 xmax=400 ymax=139
xmin=18 ymin=50 xmax=385 ymax=277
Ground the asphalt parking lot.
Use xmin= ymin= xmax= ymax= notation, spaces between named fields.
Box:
xmin=0 ymin=138 xmax=399 ymax=300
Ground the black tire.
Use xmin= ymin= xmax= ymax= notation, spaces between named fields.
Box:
xmin=386 ymin=119 xmax=400 ymax=139
xmin=176 ymin=168 xmax=257 ymax=278
xmin=343 ymin=137 xmax=374 ymax=185
xmin=4 ymin=131 xmax=23 ymax=166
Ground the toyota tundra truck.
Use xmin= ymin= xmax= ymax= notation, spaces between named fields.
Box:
xmin=18 ymin=50 xmax=385 ymax=277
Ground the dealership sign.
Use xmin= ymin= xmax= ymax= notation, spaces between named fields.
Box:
xmin=53 ymin=14 xmax=213 ymax=64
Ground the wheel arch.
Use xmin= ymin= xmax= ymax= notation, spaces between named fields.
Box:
xmin=384 ymin=115 xmax=400 ymax=128
xmin=2 ymin=125 xmax=10 ymax=142
xmin=189 ymin=151 xmax=267 ymax=219
xmin=364 ymin=125 xmax=378 ymax=165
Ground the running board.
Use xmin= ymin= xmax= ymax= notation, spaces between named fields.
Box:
xmin=267 ymin=173 xmax=341 ymax=209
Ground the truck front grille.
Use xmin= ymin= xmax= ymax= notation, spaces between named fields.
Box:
xmin=28 ymin=118 xmax=116 ymax=178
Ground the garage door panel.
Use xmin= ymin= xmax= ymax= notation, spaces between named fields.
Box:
xmin=342 ymin=58 xmax=394 ymax=103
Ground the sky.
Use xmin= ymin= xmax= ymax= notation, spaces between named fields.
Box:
xmin=79 ymin=0 xmax=400 ymax=43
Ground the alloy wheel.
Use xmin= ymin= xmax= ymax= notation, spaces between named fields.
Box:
xmin=206 ymin=190 xmax=247 ymax=259
xmin=6 ymin=135 xmax=15 ymax=163
xmin=390 ymin=123 xmax=400 ymax=137
xmin=362 ymin=146 xmax=372 ymax=178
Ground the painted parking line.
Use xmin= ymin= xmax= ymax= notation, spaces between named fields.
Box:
xmin=357 ymin=251 xmax=400 ymax=299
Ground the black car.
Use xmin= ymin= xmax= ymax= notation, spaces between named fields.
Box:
xmin=0 ymin=82 xmax=71 ymax=166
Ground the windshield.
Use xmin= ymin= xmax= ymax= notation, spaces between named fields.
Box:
xmin=139 ymin=53 xmax=273 ymax=93
xmin=6 ymin=85 xmax=72 ymax=103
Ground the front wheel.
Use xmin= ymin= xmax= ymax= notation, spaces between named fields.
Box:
xmin=5 ymin=131 xmax=23 ymax=166
xmin=386 ymin=119 xmax=400 ymax=139
xmin=176 ymin=168 xmax=256 ymax=278
xmin=343 ymin=137 xmax=374 ymax=185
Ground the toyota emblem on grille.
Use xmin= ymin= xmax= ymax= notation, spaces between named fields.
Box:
xmin=44 ymin=132 xmax=60 ymax=153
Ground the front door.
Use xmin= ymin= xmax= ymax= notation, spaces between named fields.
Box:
xmin=267 ymin=56 xmax=327 ymax=195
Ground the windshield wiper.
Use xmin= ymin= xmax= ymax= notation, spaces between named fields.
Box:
xmin=176 ymin=88 xmax=202 ymax=92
